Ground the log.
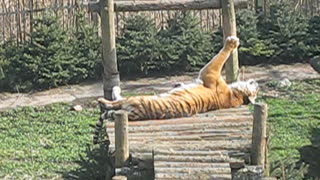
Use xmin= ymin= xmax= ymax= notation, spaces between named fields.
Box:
xmin=114 ymin=110 xmax=129 ymax=168
xmin=106 ymin=115 xmax=252 ymax=128
xmin=112 ymin=176 xmax=127 ymax=180
xmin=251 ymin=103 xmax=268 ymax=166
xmin=154 ymin=167 xmax=231 ymax=174
xmin=100 ymin=0 xmax=120 ymax=100
xmin=154 ymin=161 xmax=230 ymax=168
xmin=114 ymin=0 xmax=247 ymax=12
xmin=221 ymin=0 xmax=239 ymax=83
xmin=155 ymin=172 xmax=232 ymax=179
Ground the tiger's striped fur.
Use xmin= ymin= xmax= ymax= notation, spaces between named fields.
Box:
xmin=98 ymin=36 xmax=259 ymax=121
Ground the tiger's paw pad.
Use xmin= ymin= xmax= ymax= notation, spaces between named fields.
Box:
xmin=225 ymin=36 xmax=240 ymax=50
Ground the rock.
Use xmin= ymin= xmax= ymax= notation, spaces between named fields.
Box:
xmin=277 ymin=78 xmax=292 ymax=88
xmin=72 ymin=105 xmax=83 ymax=112
xmin=233 ymin=165 xmax=264 ymax=180
xmin=310 ymin=56 xmax=320 ymax=73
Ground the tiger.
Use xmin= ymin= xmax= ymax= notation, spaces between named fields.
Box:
xmin=97 ymin=36 xmax=259 ymax=121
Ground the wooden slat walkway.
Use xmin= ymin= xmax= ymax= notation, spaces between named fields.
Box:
xmin=107 ymin=106 xmax=253 ymax=179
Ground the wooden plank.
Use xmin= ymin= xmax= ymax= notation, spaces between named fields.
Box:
xmin=106 ymin=115 xmax=252 ymax=128
xmin=114 ymin=0 xmax=247 ymax=12
xmin=154 ymin=167 xmax=231 ymax=174
xmin=154 ymin=161 xmax=230 ymax=168
xmin=112 ymin=176 xmax=127 ymax=180
xmin=155 ymin=172 xmax=232 ymax=179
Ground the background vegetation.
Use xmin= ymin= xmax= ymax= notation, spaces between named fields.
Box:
xmin=260 ymin=79 xmax=320 ymax=179
xmin=0 ymin=1 xmax=320 ymax=92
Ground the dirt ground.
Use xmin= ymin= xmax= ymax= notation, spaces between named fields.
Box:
xmin=0 ymin=63 xmax=319 ymax=111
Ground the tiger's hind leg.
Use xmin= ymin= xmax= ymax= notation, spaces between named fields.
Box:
xmin=198 ymin=36 xmax=240 ymax=88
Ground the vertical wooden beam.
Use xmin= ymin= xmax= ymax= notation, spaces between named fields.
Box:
xmin=251 ymin=103 xmax=268 ymax=167
xmin=114 ymin=110 xmax=129 ymax=168
xmin=221 ymin=0 xmax=239 ymax=83
xmin=100 ymin=0 xmax=120 ymax=100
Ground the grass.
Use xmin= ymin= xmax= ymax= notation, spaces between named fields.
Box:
xmin=0 ymin=79 xmax=319 ymax=179
xmin=259 ymin=79 xmax=320 ymax=179
xmin=0 ymin=103 xmax=113 ymax=179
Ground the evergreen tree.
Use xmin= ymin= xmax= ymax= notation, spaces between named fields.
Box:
xmin=69 ymin=11 xmax=102 ymax=81
xmin=257 ymin=1 xmax=309 ymax=62
xmin=236 ymin=9 xmax=274 ymax=64
xmin=159 ymin=11 xmax=214 ymax=71
xmin=23 ymin=13 xmax=73 ymax=89
xmin=117 ymin=14 xmax=161 ymax=75
xmin=306 ymin=16 xmax=320 ymax=57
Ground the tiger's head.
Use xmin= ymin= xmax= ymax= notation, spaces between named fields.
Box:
xmin=229 ymin=79 xmax=259 ymax=104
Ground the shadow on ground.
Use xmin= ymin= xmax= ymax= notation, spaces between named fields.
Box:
xmin=299 ymin=127 xmax=320 ymax=179
xmin=62 ymin=143 xmax=115 ymax=180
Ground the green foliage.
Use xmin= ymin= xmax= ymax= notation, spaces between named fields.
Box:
xmin=69 ymin=11 xmax=102 ymax=81
xmin=0 ymin=103 xmax=108 ymax=179
xmin=158 ymin=12 xmax=214 ymax=71
xmin=260 ymin=79 xmax=320 ymax=179
xmin=0 ymin=11 xmax=101 ymax=92
xmin=117 ymin=14 xmax=161 ymax=75
xmin=236 ymin=9 xmax=274 ymax=64
xmin=258 ymin=1 xmax=309 ymax=62
xmin=270 ymin=157 xmax=308 ymax=180
xmin=117 ymin=12 xmax=214 ymax=75
xmin=306 ymin=16 xmax=320 ymax=57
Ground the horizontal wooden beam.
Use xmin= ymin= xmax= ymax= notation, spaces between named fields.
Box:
xmin=115 ymin=0 xmax=247 ymax=12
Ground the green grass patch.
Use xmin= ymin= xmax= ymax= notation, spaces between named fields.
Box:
xmin=0 ymin=103 xmax=113 ymax=179
xmin=260 ymin=79 xmax=320 ymax=179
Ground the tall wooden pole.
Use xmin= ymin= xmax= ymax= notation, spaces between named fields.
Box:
xmin=221 ymin=0 xmax=239 ymax=83
xmin=100 ymin=0 xmax=120 ymax=100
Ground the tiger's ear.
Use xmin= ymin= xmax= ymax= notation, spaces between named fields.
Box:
xmin=248 ymin=96 xmax=256 ymax=104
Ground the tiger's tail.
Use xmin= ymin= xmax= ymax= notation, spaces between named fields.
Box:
xmin=92 ymin=111 xmax=107 ymax=144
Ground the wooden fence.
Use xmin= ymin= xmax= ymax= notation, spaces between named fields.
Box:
xmin=0 ymin=0 xmax=223 ymax=43
xmin=1 ymin=0 xmax=320 ymax=43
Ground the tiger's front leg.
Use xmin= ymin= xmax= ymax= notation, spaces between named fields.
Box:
xmin=198 ymin=36 xmax=240 ymax=88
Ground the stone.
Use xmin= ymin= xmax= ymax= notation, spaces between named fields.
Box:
xmin=277 ymin=78 xmax=292 ymax=88
xmin=72 ymin=105 xmax=83 ymax=112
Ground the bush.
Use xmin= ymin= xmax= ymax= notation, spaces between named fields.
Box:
xmin=236 ymin=9 xmax=274 ymax=64
xmin=306 ymin=16 xmax=320 ymax=57
xmin=117 ymin=14 xmax=161 ymax=75
xmin=257 ymin=1 xmax=309 ymax=62
xmin=117 ymin=12 xmax=215 ymax=75
xmin=158 ymin=11 xmax=214 ymax=71
xmin=0 ymin=11 xmax=101 ymax=92
xmin=69 ymin=11 xmax=102 ymax=81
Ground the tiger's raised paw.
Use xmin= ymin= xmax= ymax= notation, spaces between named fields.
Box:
xmin=225 ymin=36 xmax=240 ymax=50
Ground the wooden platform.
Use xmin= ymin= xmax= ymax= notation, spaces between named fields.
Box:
xmin=106 ymin=106 xmax=253 ymax=179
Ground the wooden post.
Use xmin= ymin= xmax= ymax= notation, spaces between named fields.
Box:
xmin=251 ymin=103 xmax=268 ymax=166
xmin=100 ymin=0 xmax=120 ymax=100
xmin=221 ymin=0 xmax=239 ymax=83
xmin=114 ymin=110 xmax=129 ymax=168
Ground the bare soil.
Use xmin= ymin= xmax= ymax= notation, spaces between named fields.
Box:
xmin=0 ymin=63 xmax=319 ymax=111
